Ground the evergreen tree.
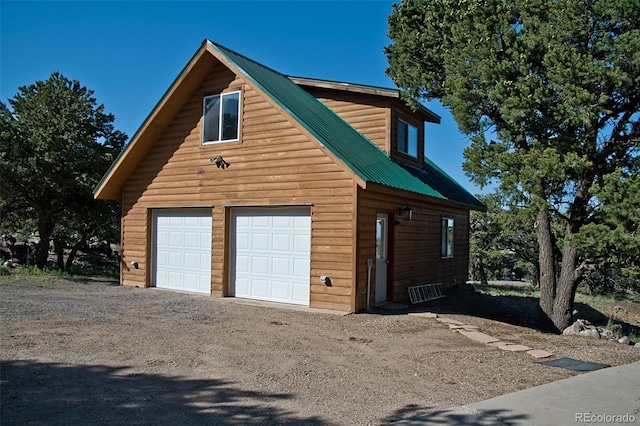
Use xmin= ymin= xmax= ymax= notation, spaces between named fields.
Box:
xmin=0 ymin=72 xmax=126 ymax=269
xmin=385 ymin=0 xmax=640 ymax=331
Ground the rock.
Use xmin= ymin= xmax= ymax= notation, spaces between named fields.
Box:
xmin=579 ymin=328 xmax=600 ymax=338
xmin=618 ymin=336 xmax=631 ymax=345
xmin=563 ymin=323 xmax=581 ymax=335
xmin=600 ymin=329 xmax=615 ymax=340
xmin=610 ymin=323 xmax=623 ymax=338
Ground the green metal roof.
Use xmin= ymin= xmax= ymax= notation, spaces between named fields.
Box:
xmin=209 ymin=41 xmax=484 ymax=210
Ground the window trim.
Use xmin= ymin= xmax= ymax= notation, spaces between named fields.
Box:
xmin=441 ymin=217 xmax=454 ymax=259
xmin=397 ymin=118 xmax=418 ymax=158
xmin=202 ymin=90 xmax=241 ymax=145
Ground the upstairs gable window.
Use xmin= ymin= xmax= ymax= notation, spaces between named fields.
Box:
xmin=397 ymin=119 xmax=418 ymax=158
xmin=203 ymin=91 xmax=240 ymax=144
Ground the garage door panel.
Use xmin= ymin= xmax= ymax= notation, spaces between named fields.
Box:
xmin=273 ymin=216 xmax=291 ymax=228
xmin=236 ymin=255 xmax=250 ymax=273
xmin=253 ymin=216 xmax=270 ymax=228
xmin=272 ymin=234 xmax=291 ymax=252
xmin=184 ymin=252 xmax=199 ymax=269
xmin=272 ymin=257 xmax=290 ymax=275
xmin=293 ymin=258 xmax=309 ymax=278
xmin=294 ymin=234 xmax=310 ymax=253
xmin=183 ymin=273 xmax=198 ymax=290
xmin=184 ymin=232 xmax=200 ymax=248
xmin=293 ymin=283 xmax=308 ymax=301
xmin=169 ymin=231 xmax=182 ymax=247
xmin=152 ymin=209 xmax=212 ymax=294
xmin=236 ymin=232 xmax=250 ymax=250
xmin=252 ymin=278 xmax=270 ymax=297
xmin=252 ymin=233 xmax=270 ymax=251
xmin=231 ymin=208 xmax=310 ymax=305
xmin=252 ymin=256 xmax=269 ymax=274
xmin=169 ymin=251 xmax=183 ymax=267
xmin=236 ymin=277 xmax=249 ymax=295
xmin=271 ymin=280 xmax=290 ymax=300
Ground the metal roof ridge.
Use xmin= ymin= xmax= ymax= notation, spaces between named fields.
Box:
xmin=288 ymin=75 xmax=400 ymax=94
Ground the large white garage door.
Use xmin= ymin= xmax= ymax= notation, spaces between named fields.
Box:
xmin=152 ymin=209 xmax=212 ymax=294
xmin=231 ymin=208 xmax=311 ymax=305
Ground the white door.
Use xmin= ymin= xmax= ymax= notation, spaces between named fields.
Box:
xmin=375 ymin=213 xmax=388 ymax=304
xmin=230 ymin=208 xmax=311 ymax=305
xmin=152 ymin=209 xmax=212 ymax=294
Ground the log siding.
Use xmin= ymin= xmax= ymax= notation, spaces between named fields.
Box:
xmin=356 ymin=187 xmax=470 ymax=310
xmin=121 ymin=66 xmax=357 ymax=311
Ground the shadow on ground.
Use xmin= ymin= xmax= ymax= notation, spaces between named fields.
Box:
xmin=1 ymin=360 xmax=330 ymax=425
xmin=375 ymin=284 xmax=630 ymax=333
xmin=385 ymin=403 xmax=529 ymax=425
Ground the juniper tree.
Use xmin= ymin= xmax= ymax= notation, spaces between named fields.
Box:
xmin=0 ymin=72 xmax=125 ymax=269
xmin=385 ymin=0 xmax=640 ymax=331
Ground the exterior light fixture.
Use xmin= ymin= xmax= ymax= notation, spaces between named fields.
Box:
xmin=399 ymin=205 xmax=413 ymax=221
xmin=210 ymin=156 xmax=230 ymax=169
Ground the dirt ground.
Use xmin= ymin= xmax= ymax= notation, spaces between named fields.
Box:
xmin=1 ymin=275 xmax=639 ymax=425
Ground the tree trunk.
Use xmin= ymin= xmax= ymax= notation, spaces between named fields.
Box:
xmin=553 ymin=241 xmax=580 ymax=331
xmin=54 ymin=239 xmax=65 ymax=270
xmin=535 ymin=209 xmax=559 ymax=332
xmin=65 ymin=234 xmax=86 ymax=271
xmin=36 ymin=216 xmax=53 ymax=269
xmin=536 ymin=176 xmax=591 ymax=333
xmin=471 ymin=256 xmax=488 ymax=285
xmin=529 ymin=262 xmax=540 ymax=287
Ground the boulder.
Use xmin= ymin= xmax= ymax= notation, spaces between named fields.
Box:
xmin=618 ymin=336 xmax=631 ymax=345
xmin=579 ymin=328 xmax=600 ymax=339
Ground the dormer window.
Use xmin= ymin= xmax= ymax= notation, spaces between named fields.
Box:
xmin=203 ymin=91 xmax=240 ymax=144
xmin=397 ymin=119 xmax=418 ymax=158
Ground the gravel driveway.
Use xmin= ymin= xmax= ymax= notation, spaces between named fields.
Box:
xmin=2 ymin=276 xmax=638 ymax=425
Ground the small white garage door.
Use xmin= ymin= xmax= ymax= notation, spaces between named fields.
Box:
xmin=231 ymin=208 xmax=311 ymax=305
xmin=152 ymin=209 xmax=212 ymax=294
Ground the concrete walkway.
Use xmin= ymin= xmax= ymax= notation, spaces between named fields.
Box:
xmin=393 ymin=361 xmax=640 ymax=425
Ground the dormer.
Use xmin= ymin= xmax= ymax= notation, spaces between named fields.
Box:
xmin=291 ymin=77 xmax=440 ymax=169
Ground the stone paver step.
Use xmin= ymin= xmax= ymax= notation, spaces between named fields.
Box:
xmin=408 ymin=312 xmax=439 ymax=319
xmin=457 ymin=330 xmax=501 ymax=344
xmin=498 ymin=344 xmax=532 ymax=352
xmin=527 ymin=349 xmax=553 ymax=359
xmin=410 ymin=314 xmax=553 ymax=359
xmin=436 ymin=318 xmax=466 ymax=326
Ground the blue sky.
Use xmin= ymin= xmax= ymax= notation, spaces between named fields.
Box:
xmin=1 ymin=0 xmax=480 ymax=194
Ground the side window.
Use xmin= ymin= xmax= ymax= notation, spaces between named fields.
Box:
xmin=203 ymin=91 xmax=240 ymax=144
xmin=397 ymin=119 xmax=418 ymax=158
xmin=441 ymin=217 xmax=454 ymax=258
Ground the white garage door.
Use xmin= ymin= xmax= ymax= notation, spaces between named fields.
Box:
xmin=231 ymin=208 xmax=311 ymax=305
xmin=152 ymin=209 xmax=212 ymax=294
